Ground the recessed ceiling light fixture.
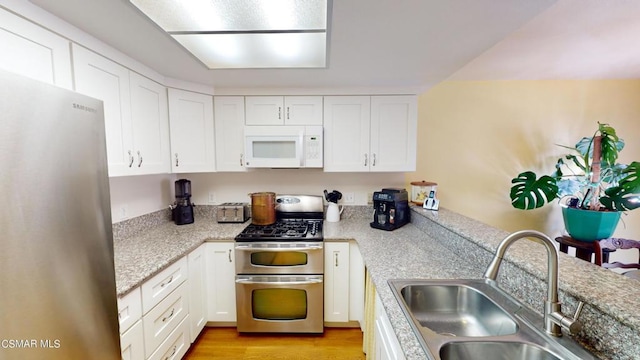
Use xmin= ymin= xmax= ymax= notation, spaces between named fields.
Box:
xmin=129 ymin=0 xmax=328 ymax=69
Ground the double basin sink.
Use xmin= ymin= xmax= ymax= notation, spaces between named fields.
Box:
xmin=388 ymin=279 xmax=596 ymax=360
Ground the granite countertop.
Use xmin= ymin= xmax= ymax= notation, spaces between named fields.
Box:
xmin=113 ymin=207 xmax=640 ymax=360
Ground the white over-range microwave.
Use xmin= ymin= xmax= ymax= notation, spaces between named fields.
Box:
xmin=244 ymin=125 xmax=323 ymax=168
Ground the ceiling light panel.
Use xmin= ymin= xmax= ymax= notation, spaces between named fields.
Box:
xmin=173 ymin=32 xmax=326 ymax=68
xmin=129 ymin=0 xmax=327 ymax=31
xmin=129 ymin=0 xmax=328 ymax=69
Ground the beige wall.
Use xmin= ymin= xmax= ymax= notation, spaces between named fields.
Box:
xmin=410 ymin=79 xmax=640 ymax=263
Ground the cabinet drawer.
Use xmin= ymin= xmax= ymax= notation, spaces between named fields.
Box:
xmin=117 ymin=287 xmax=142 ymax=334
xmin=141 ymin=257 xmax=187 ymax=314
xmin=143 ymin=282 xmax=189 ymax=357
xmin=148 ymin=315 xmax=190 ymax=360
xmin=120 ymin=319 xmax=144 ymax=360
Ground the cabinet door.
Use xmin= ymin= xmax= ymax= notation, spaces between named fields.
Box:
xmin=370 ymin=96 xmax=417 ymax=172
xmin=0 ymin=8 xmax=72 ymax=89
xmin=245 ymin=96 xmax=284 ymax=125
xmin=120 ymin=320 xmax=144 ymax=360
xmin=284 ymin=96 xmax=323 ymax=125
xmin=129 ymin=72 xmax=170 ymax=175
xmin=323 ymin=96 xmax=371 ymax=172
xmin=188 ymin=244 xmax=207 ymax=343
xmin=374 ymin=294 xmax=406 ymax=360
xmin=72 ymin=44 xmax=133 ymax=177
xmin=206 ymin=242 xmax=237 ymax=322
xmin=214 ymin=96 xmax=247 ymax=171
xmin=168 ymin=88 xmax=215 ymax=173
xmin=349 ymin=242 xmax=365 ymax=327
xmin=324 ymin=242 xmax=350 ymax=322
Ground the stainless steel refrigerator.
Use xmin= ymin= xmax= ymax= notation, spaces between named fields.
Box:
xmin=0 ymin=70 xmax=121 ymax=359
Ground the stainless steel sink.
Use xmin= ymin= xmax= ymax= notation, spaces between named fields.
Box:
xmin=440 ymin=341 xmax=561 ymax=360
xmin=400 ymin=284 xmax=517 ymax=337
xmin=388 ymin=279 xmax=596 ymax=360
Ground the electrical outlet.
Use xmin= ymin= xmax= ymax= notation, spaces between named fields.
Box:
xmin=344 ymin=192 xmax=355 ymax=204
xmin=208 ymin=192 xmax=216 ymax=204
xmin=367 ymin=192 xmax=373 ymax=205
xmin=119 ymin=204 xmax=129 ymax=220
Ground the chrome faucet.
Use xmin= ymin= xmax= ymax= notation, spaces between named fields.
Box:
xmin=483 ymin=230 xmax=584 ymax=337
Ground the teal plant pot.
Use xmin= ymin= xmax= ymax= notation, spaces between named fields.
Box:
xmin=561 ymin=207 xmax=621 ymax=242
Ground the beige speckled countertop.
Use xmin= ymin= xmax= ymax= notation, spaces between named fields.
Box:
xmin=112 ymin=206 xmax=640 ymax=360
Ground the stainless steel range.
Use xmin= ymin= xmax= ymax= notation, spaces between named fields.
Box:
xmin=235 ymin=195 xmax=324 ymax=333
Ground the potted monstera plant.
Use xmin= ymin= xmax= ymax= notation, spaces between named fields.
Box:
xmin=510 ymin=123 xmax=640 ymax=241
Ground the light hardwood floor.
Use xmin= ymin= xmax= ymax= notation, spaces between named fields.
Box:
xmin=184 ymin=327 xmax=366 ymax=360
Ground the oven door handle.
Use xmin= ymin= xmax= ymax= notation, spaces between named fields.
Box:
xmin=235 ymin=244 xmax=323 ymax=252
xmin=235 ymin=278 xmax=323 ymax=285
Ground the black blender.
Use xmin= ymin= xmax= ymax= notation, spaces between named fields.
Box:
xmin=172 ymin=179 xmax=194 ymax=225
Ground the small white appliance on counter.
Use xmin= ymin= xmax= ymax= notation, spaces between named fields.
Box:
xmin=244 ymin=125 xmax=323 ymax=168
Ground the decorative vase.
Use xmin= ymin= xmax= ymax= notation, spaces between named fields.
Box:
xmin=561 ymin=207 xmax=621 ymax=242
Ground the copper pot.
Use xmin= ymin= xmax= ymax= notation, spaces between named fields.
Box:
xmin=249 ymin=192 xmax=276 ymax=225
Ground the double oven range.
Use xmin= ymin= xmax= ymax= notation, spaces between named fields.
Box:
xmin=234 ymin=195 xmax=324 ymax=333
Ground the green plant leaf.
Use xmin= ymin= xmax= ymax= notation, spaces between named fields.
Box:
xmin=600 ymin=161 xmax=640 ymax=211
xmin=510 ymin=172 xmax=559 ymax=210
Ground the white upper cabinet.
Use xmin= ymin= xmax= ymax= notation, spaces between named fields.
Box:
xmin=370 ymin=95 xmax=417 ymax=172
xmin=214 ymin=96 xmax=247 ymax=171
xmin=0 ymin=8 xmax=72 ymax=89
xmin=73 ymin=44 xmax=170 ymax=176
xmin=245 ymin=96 xmax=322 ymax=125
xmin=284 ymin=96 xmax=323 ymax=125
xmin=168 ymin=88 xmax=215 ymax=173
xmin=73 ymin=44 xmax=133 ymax=176
xmin=129 ymin=72 xmax=170 ymax=175
xmin=323 ymin=96 xmax=371 ymax=172
xmin=324 ymin=95 xmax=417 ymax=172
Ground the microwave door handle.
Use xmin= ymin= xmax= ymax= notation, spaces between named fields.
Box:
xmin=298 ymin=131 xmax=304 ymax=167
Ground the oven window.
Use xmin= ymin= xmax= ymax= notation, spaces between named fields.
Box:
xmin=250 ymin=251 xmax=308 ymax=266
xmin=252 ymin=289 xmax=307 ymax=320
xmin=253 ymin=141 xmax=296 ymax=159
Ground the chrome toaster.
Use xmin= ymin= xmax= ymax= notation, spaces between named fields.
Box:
xmin=217 ymin=202 xmax=250 ymax=223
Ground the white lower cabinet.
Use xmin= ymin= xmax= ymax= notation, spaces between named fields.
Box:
xmin=324 ymin=242 xmax=350 ymax=322
xmin=188 ymin=244 xmax=207 ymax=342
xmin=120 ymin=320 xmax=144 ymax=360
xmin=324 ymin=241 xmax=365 ymax=326
xmin=148 ymin=315 xmax=191 ymax=360
xmin=374 ymin=294 xmax=405 ymax=360
xmin=206 ymin=242 xmax=237 ymax=322
xmin=143 ymin=282 xmax=189 ymax=358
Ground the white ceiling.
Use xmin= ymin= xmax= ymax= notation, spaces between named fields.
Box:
xmin=27 ymin=0 xmax=640 ymax=92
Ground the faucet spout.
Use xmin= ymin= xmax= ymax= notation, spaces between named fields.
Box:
xmin=483 ymin=230 xmax=583 ymax=337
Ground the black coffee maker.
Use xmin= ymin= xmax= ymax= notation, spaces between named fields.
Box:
xmin=370 ymin=188 xmax=410 ymax=231
xmin=172 ymin=179 xmax=194 ymax=225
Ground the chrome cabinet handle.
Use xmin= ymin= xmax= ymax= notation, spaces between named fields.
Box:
xmin=334 ymin=252 xmax=339 ymax=267
xmin=278 ymin=106 xmax=282 ymax=120
xmin=128 ymin=150 xmax=134 ymax=167
xmin=160 ymin=275 xmax=173 ymax=287
xmin=372 ymin=153 xmax=376 ymax=166
xmin=364 ymin=154 xmax=368 ymax=166
xmin=174 ymin=153 xmax=179 ymax=167
xmin=287 ymin=106 xmax=290 ymax=120
xmin=228 ymin=249 xmax=232 ymax=263
xmin=162 ymin=308 xmax=175 ymax=322
xmin=240 ymin=154 xmax=244 ymax=166
xmin=164 ymin=345 xmax=177 ymax=360
xmin=137 ymin=150 xmax=143 ymax=167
